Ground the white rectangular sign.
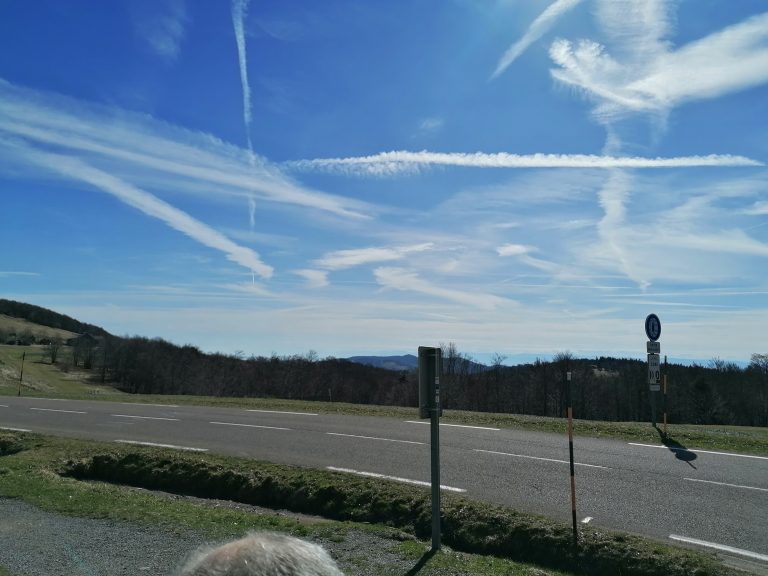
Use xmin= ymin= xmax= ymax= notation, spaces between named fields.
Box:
xmin=647 ymin=341 xmax=660 ymax=354
xmin=648 ymin=353 xmax=660 ymax=385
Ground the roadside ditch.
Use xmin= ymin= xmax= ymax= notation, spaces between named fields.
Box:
xmin=57 ymin=446 xmax=731 ymax=576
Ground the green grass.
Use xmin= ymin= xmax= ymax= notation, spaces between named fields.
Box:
xmin=0 ymin=431 xmax=735 ymax=576
xmin=0 ymin=432 xmax=576 ymax=576
xmin=0 ymin=344 xmax=125 ymax=398
xmin=2 ymin=343 xmax=766 ymax=456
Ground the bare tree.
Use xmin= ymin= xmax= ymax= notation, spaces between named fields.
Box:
xmin=45 ymin=337 xmax=63 ymax=364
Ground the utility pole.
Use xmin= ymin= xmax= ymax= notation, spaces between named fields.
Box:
xmin=419 ymin=346 xmax=442 ymax=551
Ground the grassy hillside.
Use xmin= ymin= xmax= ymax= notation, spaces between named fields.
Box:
xmin=0 ymin=344 xmax=122 ymax=398
xmin=0 ymin=314 xmax=78 ymax=342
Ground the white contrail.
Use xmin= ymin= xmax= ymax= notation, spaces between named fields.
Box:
xmin=492 ymin=0 xmax=583 ymax=79
xmin=0 ymin=79 xmax=370 ymax=219
xmin=248 ymin=194 xmax=256 ymax=227
xmin=231 ymin=0 xmax=261 ymax=230
xmin=231 ymin=0 xmax=253 ymax=150
xmin=288 ymin=150 xmax=762 ymax=176
xmin=13 ymin=141 xmax=273 ymax=279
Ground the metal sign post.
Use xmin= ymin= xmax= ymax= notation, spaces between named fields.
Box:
xmin=645 ymin=314 xmax=661 ymax=427
xmin=663 ymin=356 xmax=668 ymax=438
xmin=418 ymin=346 xmax=442 ymax=551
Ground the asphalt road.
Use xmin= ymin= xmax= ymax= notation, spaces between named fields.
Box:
xmin=2 ymin=396 xmax=767 ymax=569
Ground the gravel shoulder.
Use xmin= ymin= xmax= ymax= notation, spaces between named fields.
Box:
xmin=0 ymin=498 xmax=208 ymax=575
xmin=0 ymin=498 xmax=429 ymax=576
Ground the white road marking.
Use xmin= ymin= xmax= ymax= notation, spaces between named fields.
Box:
xmin=684 ymin=477 xmax=768 ymax=493
xmin=405 ymin=421 xmax=500 ymax=431
xmin=111 ymin=414 xmax=180 ymax=421
xmin=118 ymin=402 xmax=179 ymax=408
xmin=326 ymin=432 xmax=424 ymax=445
xmin=0 ymin=426 xmax=31 ymax=432
xmin=669 ymin=535 xmax=768 ymax=562
xmin=629 ymin=443 xmax=768 ymax=461
xmin=25 ymin=397 xmax=69 ymax=401
xmin=581 ymin=517 xmax=593 ymax=524
xmin=115 ymin=440 xmax=207 ymax=452
xmin=210 ymin=421 xmax=291 ymax=431
xmin=246 ymin=409 xmax=318 ymax=416
xmin=326 ymin=466 xmax=466 ymax=493
xmin=29 ymin=408 xmax=86 ymax=414
xmin=0 ymin=404 xmax=8 ymax=407
xmin=473 ymin=449 xmax=610 ymax=470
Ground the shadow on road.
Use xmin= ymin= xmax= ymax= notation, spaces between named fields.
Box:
xmin=655 ymin=425 xmax=697 ymax=469
xmin=404 ymin=549 xmax=436 ymax=575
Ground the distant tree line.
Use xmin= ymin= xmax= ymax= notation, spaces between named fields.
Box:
xmin=438 ymin=344 xmax=768 ymax=427
xmin=97 ymin=335 xmax=415 ymax=406
xmin=76 ymin=337 xmax=767 ymax=427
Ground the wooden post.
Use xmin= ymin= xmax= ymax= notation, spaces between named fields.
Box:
xmin=566 ymin=369 xmax=577 ymax=547
xmin=17 ymin=351 xmax=26 ymax=396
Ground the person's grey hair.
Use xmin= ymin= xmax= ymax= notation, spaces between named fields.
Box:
xmin=175 ymin=532 xmax=344 ymax=576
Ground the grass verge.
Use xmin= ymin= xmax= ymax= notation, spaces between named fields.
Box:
xmin=0 ymin=431 xmax=735 ymax=576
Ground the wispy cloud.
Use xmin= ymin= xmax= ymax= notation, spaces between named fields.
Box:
xmin=374 ymin=267 xmax=510 ymax=310
xmin=414 ymin=117 xmax=444 ymax=137
xmin=661 ymin=229 xmax=768 ymax=257
xmin=594 ymin=170 xmax=646 ymax=287
xmin=294 ymin=269 xmax=330 ymax=288
xmin=7 ymin=140 xmax=274 ymax=278
xmin=542 ymin=5 xmax=768 ymax=290
xmin=288 ymin=150 xmax=761 ymax=176
xmin=629 ymin=12 xmax=768 ymax=108
xmin=492 ymin=0 xmax=583 ymax=79
xmin=314 ymin=243 xmax=434 ymax=270
xmin=496 ymin=244 xmax=561 ymax=274
xmin=134 ymin=0 xmax=189 ymax=64
xmin=745 ymin=201 xmax=768 ymax=216
xmin=0 ymin=79 xmax=370 ymax=220
xmin=550 ymin=8 xmax=768 ymax=120
xmin=0 ymin=271 xmax=39 ymax=278
xmin=496 ymin=244 xmax=531 ymax=257
xmin=220 ymin=282 xmax=274 ymax=296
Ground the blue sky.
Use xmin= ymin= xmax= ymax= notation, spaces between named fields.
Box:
xmin=1 ymin=0 xmax=767 ymax=364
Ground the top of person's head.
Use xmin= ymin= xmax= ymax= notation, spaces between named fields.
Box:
xmin=175 ymin=532 xmax=344 ymax=576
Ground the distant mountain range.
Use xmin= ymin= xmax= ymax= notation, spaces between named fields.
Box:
xmin=347 ymin=355 xmax=418 ymax=371
xmin=347 ymin=354 xmax=489 ymax=372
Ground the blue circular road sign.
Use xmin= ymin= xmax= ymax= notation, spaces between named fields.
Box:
xmin=645 ymin=314 xmax=661 ymax=341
